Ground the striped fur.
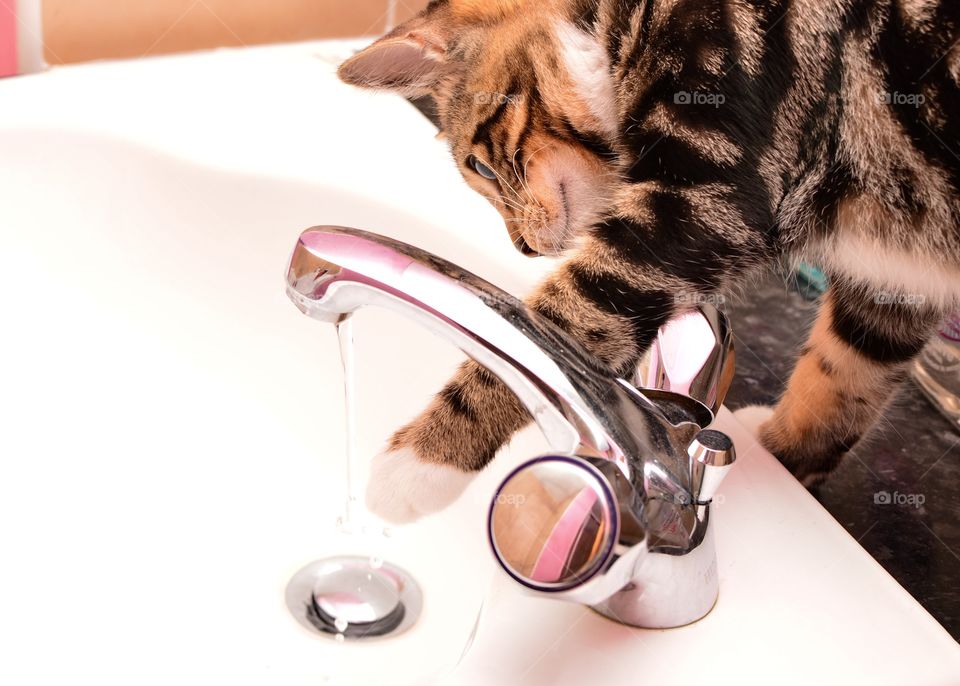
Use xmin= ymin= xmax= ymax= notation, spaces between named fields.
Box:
xmin=339 ymin=0 xmax=960 ymax=520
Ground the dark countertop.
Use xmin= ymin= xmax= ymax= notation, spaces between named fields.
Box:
xmin=724 ymin=274 xmax=960 ymax=641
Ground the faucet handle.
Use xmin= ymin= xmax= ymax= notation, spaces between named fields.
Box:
xmin=688 ymin=429 xmax=736 ymax=504
xmin=488 ymin=455 xmax=619 ymax=592
xmin=633 ymin=306 xmax=735 ymax=415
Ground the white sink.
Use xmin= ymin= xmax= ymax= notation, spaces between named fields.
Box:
xmin=1 ymin=42 xmax=957 ymax=685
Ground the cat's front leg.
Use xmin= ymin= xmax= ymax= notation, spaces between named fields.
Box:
xmin=367 ymin=244 xmax=682 ymax=523
xmin=368 ymin=181 xmax=776 ymax=521
xmin=365 ymin=360 xmax=528 ymax=523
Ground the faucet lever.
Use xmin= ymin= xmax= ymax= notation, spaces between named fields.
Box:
xmin=689 ymin=429 xmax=737 ymax=504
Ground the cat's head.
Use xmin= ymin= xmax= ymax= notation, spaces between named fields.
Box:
xmin=338 ymin=0 xmax=620 ymax=256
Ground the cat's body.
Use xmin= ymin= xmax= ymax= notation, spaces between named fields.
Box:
xmin=339 ymin=0 xmax=960 ymax=521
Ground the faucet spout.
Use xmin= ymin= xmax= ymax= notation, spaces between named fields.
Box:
xmin=288 ymin=226 xmax=684 ymax=480
xmin=286 ymin=225 xmax=737 ymax=629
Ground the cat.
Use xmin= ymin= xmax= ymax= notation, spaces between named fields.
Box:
xmin=336 ymin=0 xmax=960 ymax=523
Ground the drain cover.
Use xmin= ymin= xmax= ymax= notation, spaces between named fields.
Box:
xmin=286 ymin=556 xmax=422 ymax=641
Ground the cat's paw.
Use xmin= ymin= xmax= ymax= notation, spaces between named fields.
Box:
xmin=365 ymin=447 xmax=475 ymax=524
xmin=732 ymin=404 xmax=775 ymax=440
xmin=733 ymin=405 xmax=834 ymax=488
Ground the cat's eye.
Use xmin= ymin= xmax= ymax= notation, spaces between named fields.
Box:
xmin=468 ymin=155 xmax=498 ymax=181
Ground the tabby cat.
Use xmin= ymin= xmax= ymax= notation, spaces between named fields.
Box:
xmin=337 ymin=0 xmax=960 ymax=522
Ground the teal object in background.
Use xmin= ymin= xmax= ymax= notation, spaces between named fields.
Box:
xmin=786 ymin=262 xmax=829 ymax=300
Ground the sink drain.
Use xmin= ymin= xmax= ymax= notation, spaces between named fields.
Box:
xmin=285 ymin=556 xmax=422 ymax=641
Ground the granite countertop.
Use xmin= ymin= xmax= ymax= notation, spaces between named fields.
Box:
xmin=724 ymin=274 xmax=960 ymax=641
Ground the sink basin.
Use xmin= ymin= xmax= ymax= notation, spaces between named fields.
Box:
xmin=1 ymin=41 xmax=957 ymax=685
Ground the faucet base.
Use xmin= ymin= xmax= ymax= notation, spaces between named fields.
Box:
xmin=590 ymin=524 xmax=720 ymax=629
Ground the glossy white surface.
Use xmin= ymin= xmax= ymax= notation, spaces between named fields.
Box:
xmin=0 ymin=42 xmax=957 ymax=685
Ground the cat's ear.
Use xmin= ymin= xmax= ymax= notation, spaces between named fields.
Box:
xmin=337 ymin=13 xmax=450 ymax=96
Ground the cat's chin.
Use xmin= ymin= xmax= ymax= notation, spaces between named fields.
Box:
xmin=527 ymin=222 xmax=578 ymax=257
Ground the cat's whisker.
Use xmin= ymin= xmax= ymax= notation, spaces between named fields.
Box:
xmin=497 ymin=197 xmax=527 ymax=213
xmin=521 ymin=142 xmax=552 ymax=195
xmin=511 ymin=148 xmax=535 ymax=201
xmin=490 ymin=190 xmax=526 ymax=211
xmin=477 ymin=154 xmax=526 ymax=201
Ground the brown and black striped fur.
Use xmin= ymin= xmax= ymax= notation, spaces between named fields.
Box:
xmin=339 ymin=0 xmax=960 ymax=505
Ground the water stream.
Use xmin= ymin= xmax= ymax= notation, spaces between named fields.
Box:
xmin=335 ymin=315 xmax=359 ymax=534
xmin=281 ymin=314 xmax=483 ymax=678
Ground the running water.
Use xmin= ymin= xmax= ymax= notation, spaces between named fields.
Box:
xmin=335 ymin=315 xmax=359 ymax=534
xmin=335 ymin=315 xmax=395 ymax=539
xmin=288 ymin=314 xmax=479 ymax=673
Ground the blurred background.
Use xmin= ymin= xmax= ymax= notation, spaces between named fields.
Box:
xmin=40 ymin=0 xmax=428 ymax=64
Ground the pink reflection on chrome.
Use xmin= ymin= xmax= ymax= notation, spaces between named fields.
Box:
xmin=645 ymin=311 xmax=715 ymax=398
xmin=530 ymin=486 xmax=601 ymax=583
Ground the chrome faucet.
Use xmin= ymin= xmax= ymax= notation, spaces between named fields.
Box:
xmin=286 ymin=225 xmax=737 ymax=629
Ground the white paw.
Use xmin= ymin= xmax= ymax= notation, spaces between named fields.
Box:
xmin=365 ymin=447 xmax=475 ymax=524
xmin=733 ymin=405 xmax=775 ymax=439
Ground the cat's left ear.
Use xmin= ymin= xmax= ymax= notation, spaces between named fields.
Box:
xmin=337 ymin=10 xmax=451 ymax=96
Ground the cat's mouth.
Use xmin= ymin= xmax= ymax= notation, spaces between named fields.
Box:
xmin=516 ymin=235 xmax=539 ymax=256
xmin=513 ymin=183 xmax=572 ymax=257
